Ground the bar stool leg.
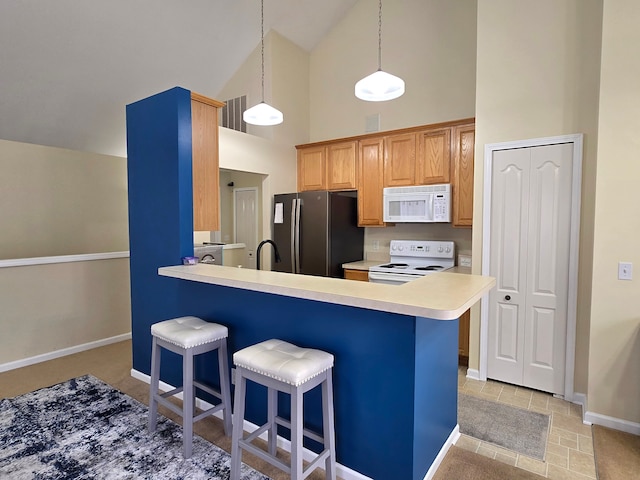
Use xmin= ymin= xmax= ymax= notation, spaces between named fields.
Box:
xmin=230 ymin=369 xmax=246 ymax=480
xmin=323 ymin=372 xmax=337 ymax=480
xmin=267 ymin=387 xmax=278 ymax=456
xmin=290 ymin=385 xmax=304 ymax=480
xmin=218 ymin=338 xmax=232 ymax=436
xmin=183 ymin=348 xmax=195 ymax=459
xmin=148 ymin=336 xmax=160 ymax=433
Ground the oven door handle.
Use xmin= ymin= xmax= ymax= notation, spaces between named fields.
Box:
xmin=368 ymin=271 xmax=424 ymax=284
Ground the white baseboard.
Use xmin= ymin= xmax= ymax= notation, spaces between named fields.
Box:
xmin=131 ymin=369 xmax=373 ymax=480
xmin=466 ymin=368 xmax=481 ymax=381
xmin=584 ymin=410 xmax=640 ymax=436
xmin=423 ymin=424 xmax=460 ymax=480
xmin=0 ymin=333 xmax=132 ymax=373
xmin=570 ymin=392 xmax=589 ymax=424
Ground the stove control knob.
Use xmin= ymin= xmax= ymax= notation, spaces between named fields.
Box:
xmin=391 ymin=245 xmax=396 ymax=251
xmin=438 ymin=246 xmax=444 ymax=253
xmin=445 ymin=246 xmax=451 ymax=253
xmin=398 ymin=245 xmax=404 ymax=252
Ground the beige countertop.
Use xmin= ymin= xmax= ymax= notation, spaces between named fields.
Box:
xmin=342 ymin=260 xmax=381 ymax=271
xmin=159 ymin=264 xmax=495 ymax=320
xmin=446 ymin=266 xmax=472 ymax=275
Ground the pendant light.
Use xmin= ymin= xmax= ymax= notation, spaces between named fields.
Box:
xmin=355 ymin=0 xmax=405 ymax=102
xmin=243 ymin=0 xmax=283 ymax=126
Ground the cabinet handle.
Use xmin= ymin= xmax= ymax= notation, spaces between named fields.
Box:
xmin=505 ymin=295 xmax=511 ymax=301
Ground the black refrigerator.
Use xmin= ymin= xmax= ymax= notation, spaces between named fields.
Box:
xmin=272 ymin=191 xmax=364 ymax=278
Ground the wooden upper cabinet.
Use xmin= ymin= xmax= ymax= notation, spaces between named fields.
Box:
xmin=327 ymin=141 xmax=357 ymax=190
xmin=384 ymin=133 xmax=416 ymax=187
xmin=416 ymin=128 xmax=451 ymax=185
xmin=452 ymin=123 xmax=475 ymax=227
xmin=358 ymin=138 xmax=386 ymax=226
xmin=297 ymin=146 xmax=327 ymax=191
xmin=191 ymin=92 xmax=224 ymax=232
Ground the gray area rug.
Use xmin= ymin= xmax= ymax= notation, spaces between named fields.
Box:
xmin=0 ymin=375 xmax=270 ymax=479
xmin=458 ymin=393 xmax=550 ymax=460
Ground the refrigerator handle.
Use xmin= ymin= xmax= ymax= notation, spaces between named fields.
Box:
xmin=290 ymin=199 xmax=297 ymax=272
xmin=294 ymin=198 xmax=301 ymax=274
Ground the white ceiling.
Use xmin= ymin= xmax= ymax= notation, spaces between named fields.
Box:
xmin=0 ymin=0 xmax=357 ymax=157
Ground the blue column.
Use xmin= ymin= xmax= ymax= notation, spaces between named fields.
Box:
xmin=126 ymin=86 xmax=194 ymax=375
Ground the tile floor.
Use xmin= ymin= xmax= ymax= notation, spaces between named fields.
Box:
xmin=457 ymin=367 xmax=596 ymax=479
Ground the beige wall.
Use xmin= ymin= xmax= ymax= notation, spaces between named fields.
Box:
xmin=306 ymin=0 xmax=477 ymax=261
xmin=0 ymin=139 xmax=129 ymax=259
xmin=218 ymin=127 xmax=297 ymax=267
xmin=215 ymin=31 xmax=310 ymax=147
xmin=587 ymin=0 xmax=640 ymax=423
xmin=219 ymin=169 xmax=265 ymax=245
xmin=0 ymin=258 xmax=131 ymax=366
xmin=473 ymin=1 xmax=603 ymax=398
xmin=309 ymin=0 xmax=477 ymax=142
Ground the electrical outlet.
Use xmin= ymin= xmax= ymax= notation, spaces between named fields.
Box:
xmin=372 ymin=240 xmax=380 ymax=251
xmin=618 ymin=262 xmax=633 ymax=280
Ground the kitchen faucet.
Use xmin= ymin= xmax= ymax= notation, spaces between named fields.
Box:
xmin=256 ymin=239 xmax=281 ymax=271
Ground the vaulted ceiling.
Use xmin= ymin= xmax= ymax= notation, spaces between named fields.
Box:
xmin=0 ymin=0 xmax=357 ymax=157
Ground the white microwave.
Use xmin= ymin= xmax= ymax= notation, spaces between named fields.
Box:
xmin=383 ymin=184 xmax=451 ymax=223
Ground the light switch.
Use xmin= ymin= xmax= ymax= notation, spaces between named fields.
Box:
xmin=618 ymin=262 xmax=633 ymax=280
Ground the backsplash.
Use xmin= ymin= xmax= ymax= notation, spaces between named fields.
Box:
xmin=364 ymin=223 xmax=472 ymax=264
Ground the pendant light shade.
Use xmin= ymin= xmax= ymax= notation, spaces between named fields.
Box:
xmin=244 ymin=0 xmax=283 ymax=126
xmin=355 ymin=0 xmax=404 ymax=102
xmin=355 ymin=69 xmax=405 ymax=102
xmin=243 ymin=101 xmax=283 ymax=126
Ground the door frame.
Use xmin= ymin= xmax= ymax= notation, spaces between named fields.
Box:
xmin=480 ymin=134 xmax=583 ymax=401
xmin=233 ymin=187 xmax=259 ymax=262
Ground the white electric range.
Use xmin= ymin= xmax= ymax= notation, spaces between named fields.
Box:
xmin=368 ymin=240 xmax=455 ymax=285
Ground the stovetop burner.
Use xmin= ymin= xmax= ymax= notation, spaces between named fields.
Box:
xmin=414 ymin=265 xmax=443 ymax=271
xmin=380 ymin=263 xmax=409 ymax=268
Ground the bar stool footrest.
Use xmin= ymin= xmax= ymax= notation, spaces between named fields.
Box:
xmin=274 ymin=416 xmax=325 ymax=445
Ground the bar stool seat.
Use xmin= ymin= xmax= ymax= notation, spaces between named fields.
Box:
xmin=231 ymin=339 xmax=336 ymax=480
xmin=148 ymin=316 xmax=232 ymax=459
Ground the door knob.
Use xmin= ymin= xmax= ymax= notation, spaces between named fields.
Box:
xmin=505 ymin=295 xmax=511 ymax=301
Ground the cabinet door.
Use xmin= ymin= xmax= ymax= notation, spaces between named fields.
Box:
xmin=344 ymin=269 xmax=369 ymax=281
xmin=384 ymin=133 xmax=416 ymax=187
xmin=191 ymin=94 xmax=222 ymax=231
xmin=358 ymin=138 xmax=385 ymax=226
xmin=416 ymin=128 xmax=451 ymax=185
xmin=458 ymin=309 xmax=471 ymax=361
xmin=298 ymin=146 xmax=326 ymax=191
xmin=452 ymin=124 xmax=475 ymax=227
xmin=327 ymin=141 xmax=357 ymax=190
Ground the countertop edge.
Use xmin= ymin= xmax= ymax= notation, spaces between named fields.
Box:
xmin=158 ymin=265 xmax=495 ymax=320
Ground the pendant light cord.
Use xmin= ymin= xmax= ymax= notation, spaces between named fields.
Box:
xmin=377 ymin=0 xmax=382 ymax=71
xmin=260 ymin=0 xmax=265 ymax=102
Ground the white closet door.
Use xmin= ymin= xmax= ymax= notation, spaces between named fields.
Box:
xmin=522 ymin=143 xmax=573 ymax=393
xmin=488 ymin=148 xmax=531 ymax=385
xmin=488 ymin=143 xmax=573 ymax=394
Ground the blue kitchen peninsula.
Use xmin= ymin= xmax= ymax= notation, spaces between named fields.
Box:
xmin=126 ymin=87 xmax=495 ymax=480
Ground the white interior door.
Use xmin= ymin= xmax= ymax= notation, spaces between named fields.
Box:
xmin=234 ymin=188 xmax=258 ymax=269
xmin=488 ymin=143 xmax=573 ymax=395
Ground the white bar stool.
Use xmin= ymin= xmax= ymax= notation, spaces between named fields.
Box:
xmin=148 ymin=316 xmax=232 ymax=459
xmin=230 ymin=339 xmax=336 ymax=480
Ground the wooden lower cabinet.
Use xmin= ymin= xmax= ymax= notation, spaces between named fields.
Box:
xmin=458 ymin=309 xmax=470 ymax=365
xmin=344 ymin=269 xmax=369 ymax=282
